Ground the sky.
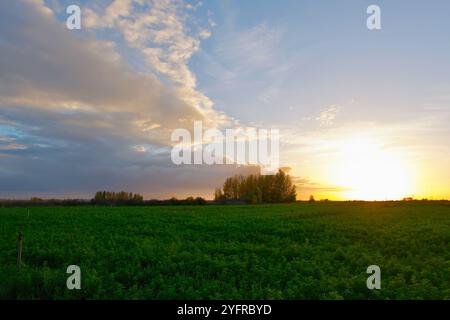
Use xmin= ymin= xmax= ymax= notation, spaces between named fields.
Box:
xmin=0 ymin=0 xmax=449 ymax=200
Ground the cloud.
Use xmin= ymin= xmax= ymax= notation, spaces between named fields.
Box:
xmin=84 ymin=0 xmax=133 ymax=28
xmin=132 ymin=145 xmax=148 ymax=153
xmin=0 ymin=0 xmax=250 ymax=198
xmin=197 ymin=21 xmax=285 ymax=90
xmin=0 ymin=0 xmax=210 ymax=133
xmin=198 ymin=29 xmax=212 ymax=39
xmin=316 ymin=105 xmax=341 ymax=127
xmin=258 ymin=86 xmax=280 ymax=104
xmin=0 ymin=103 xmax=259 ymax=198
xmin=0 ymin=143 xmax=27 ymax=151
xmin=83 ymin=0 xmax=223 ymax=126
xmin=291 ymin=176 xmax=314 ymax=185
xmin=217 ymin=23 xmax=283 ymax=68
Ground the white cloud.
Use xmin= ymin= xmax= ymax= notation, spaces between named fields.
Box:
xmin=0 ymin=0 xmax=217 ymax=146
xmin=0 ymin=143 xmax=27 ymax=151
xmin=198 ymin=29 xmax=212 ymax=39
xmin=132 ymin=145 xmax=148 ymax=153
xmin=83 ymin=0 xmax=224 ymax=127
xmin=316 ymin=105 xmax=341 ymax=127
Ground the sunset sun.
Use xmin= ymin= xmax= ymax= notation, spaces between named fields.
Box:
xmin=333 ymin=138 xmax=414 ymax=201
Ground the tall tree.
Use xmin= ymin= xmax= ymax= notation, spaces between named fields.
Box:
xmin=214 ymin=170 xmax=297 ymax=203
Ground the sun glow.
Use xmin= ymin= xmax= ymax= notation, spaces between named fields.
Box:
xmin=332 ymin=138 xmax=415 ymax=200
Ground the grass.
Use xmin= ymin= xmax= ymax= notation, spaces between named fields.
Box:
xmin=0 ymin=202 xmax=449 ymax=299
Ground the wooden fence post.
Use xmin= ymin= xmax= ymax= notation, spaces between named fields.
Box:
xmin=17 ymin=231 xmax=23 ymax=272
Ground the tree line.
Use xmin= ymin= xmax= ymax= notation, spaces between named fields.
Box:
xmin=93 ymin=191 xmax=144 ymax=204
xmin=92 ymin=191 xmax=207 ymax=205
xmin=214 ymin=169 xmax=297 ymax=204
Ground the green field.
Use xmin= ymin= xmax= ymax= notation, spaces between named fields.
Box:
xmin=0 ymin=202 xmax=449 ymax=299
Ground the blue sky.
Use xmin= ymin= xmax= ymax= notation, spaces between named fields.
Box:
xmin=192 ymin=0 xmax=450 ymax=124
xmin=0 ymin=0 xmax=449 ymax=200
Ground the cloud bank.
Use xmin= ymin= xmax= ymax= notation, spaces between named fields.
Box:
xmin=0 ymin=0 xmax=249 ymax=199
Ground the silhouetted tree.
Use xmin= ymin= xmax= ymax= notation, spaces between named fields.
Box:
xmin=214 ymin=170 xmax=297 ymax=203
xmin=93 ymin=191 xmax=144 ymax=205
